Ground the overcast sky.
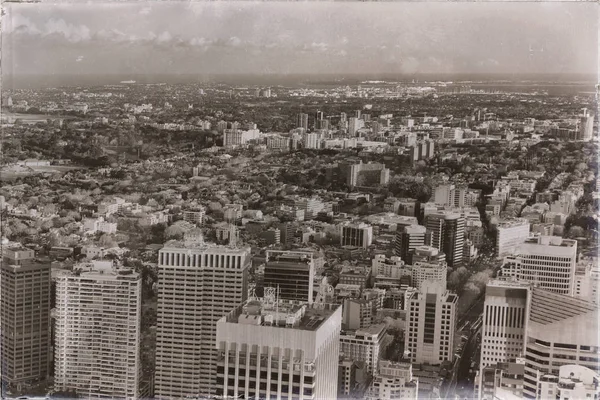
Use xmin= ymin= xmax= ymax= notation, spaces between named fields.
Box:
xmin=3 ymin=2 xmax=598 ymax=77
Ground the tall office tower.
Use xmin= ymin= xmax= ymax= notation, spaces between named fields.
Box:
xmin=54 ymin=261 xmax=142 ymax=399
xmin=154 ymin=230 xmax=252 ymax=398
xmin=479 ymin=280 xmax=531 ymax=371
xmin=342 ymin=297 xmax=377 ymax=330
xmin=339 ymin=324 xmax=387 ymax=376
xmin=313 ymin=110 xmax=324 ymax=129
xmin=522 ymin=288 xmax=598 ymax=398
xmin=263 ymin=250 xmax=315 ymax=304
xmin=577 ymin=108 xmax=594 ymax=141
xmin=500 ymin=236 xmax=578 ymax=295
xmin=297 ymin=113 xmax=309 ymax=130
xmin=215 ymin=297 xmax=342 ymax=400
xmin=365 ymin=361 xmax=419 ymax=400
xmin=340 ymin=222 xmax=373 ymax=249
xmin=394 ymin=224 xmax=426 ymax=262
xmin=494 ymin=218 xmax=531 ymax=258
xmin=355 ymin=110 xmax=362 ymax=119
xmin=348 ymin=117 xmax=364 ymax=136
xmin=406 ymin=281 xmax=457 ymax=365
xmin=411 ymin=260 xmax=448 ymax=291
xmin=0 ymin=248 xmax=51 ymax=395
xmin=425 ymin=212 xmax=465 ymax=267
xmin=433 ymin=184 xmax=468 ymax=207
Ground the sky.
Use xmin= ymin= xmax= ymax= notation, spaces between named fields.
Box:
xmin=2 ymin=1 xmax=598 ymax=78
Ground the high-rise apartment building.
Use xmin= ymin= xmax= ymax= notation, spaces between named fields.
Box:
xmin=406 ymin=281 xmax=457 ymax=365
xmin=215 ymin=298 xmax=341 ymax=400
xmin=479 ymin=280 xmax=531 ymax=370
xmin=425 ymin=212 xmax=465 ymax=267
xmin=433 ymin=184 xmax=468 ymax=208
xmin=394 ymin=224 xmax=427 ymax=263
xmin=340 ymin=222 xmax=373 ymax=249
xmin=366 ymin=361 xmax=419 ymax=400
xmin=494 ymin=218 xmax=531 ymax=258
xmin=339 ymin=160 xmax=390 ymax=188
xmin=154 ymin=230 xmax=252 ymax=398
xmin=54 ymin=260 xmax=142 ymax=399
xmin=576 ymin=108 xmax=594 ymax=141
xmin=0 ymin=249 xmax=51 ymax=395
xmin=500 ymin=236 xmax=578 ymax=295
xmin=263 ymin=250 xmax=315 ymax=304
xmin=339 ymin=324 xmax=388 ymax=375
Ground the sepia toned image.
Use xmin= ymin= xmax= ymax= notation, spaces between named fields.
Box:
xmin=0 ymin=1 xmax=598 ymax=400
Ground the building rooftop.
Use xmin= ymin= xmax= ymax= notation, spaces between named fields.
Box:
xmin=529 ymin=288 xmax=597 ymax=325
xmin=225 ymin=298 xmax=338 ymax=332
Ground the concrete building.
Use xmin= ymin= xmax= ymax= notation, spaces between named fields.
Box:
xmin=536 ymin=365 xmax=600 ymax=400
xmin=366 ymin=361 xmax=419 ymax=400
xmin=54 ymin=261 xmax=142 ymax=399
xmin=263 ymin=250 xmax=316 ymax=304
xmin=411 ymin=140 xmax=435 ymax=162
xmin=406 ymin=281 xmax=457 ymax=365
xmin=433 ymin=184 xmax=469 ymax=208
xmin=425 ymin=212 xmax=465 ymax=267
xmin=371 ymin=254 xmax=412 ymax=289
xmin=154 ymin=230 xmax=252 ymax=398
xmin=476 ymin=358 xmax=525 ymax=400
xmin=500 ymin=236 xmax=578 ymax=295
xmin=574 ymin=257 xmax=599 ymax=304
xmin=479 ymin=280 xmax=531 ymax=371
xmin=183 ymin=208 xmax=205 ymax=225
xmin=394 ymin=224 xmax=427 ymax=263
xmin=339 ymin=161 xmax=390 ymax=188
xmin=576 ymin=108 xmax=594 ymax=141
xmin=339 ymin=324 xmax=388 ymax=375
xmin=342 ymin=297 xmax=377 ymax=331
xmin=411 ymin=260 xmax=447 ymax=291
xmin=340 ymin=222 xmax=373 ymax=249
xmin=215 ymin=298 xmax=341 ymax=400
xmin=223 ymin=204 xmax=244 ymax=223
xmin=494 ymin=218 xmax=531 ymax=258
xmin=297 ymin=113 xmax=309 ymax=130
xmin=0 ymin=250 xmax=51 ymax=395
xmin=410 ymin=245 xmax=446 ymax=265
xmin=523 ymin=289 xmax=599 ymax=398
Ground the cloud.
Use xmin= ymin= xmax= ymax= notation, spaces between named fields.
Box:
xmin=228 ymin=36 xmax=242 ymax=47
xmin=76 ymin=55 xmax=84 ymax=62
xmin=43 ymin=19 xmax=91 ymax=42
xmin=310 ymin=42 xmax=328 ymax=52
xmin=156 ymin=31 xmax=172 ymax=44
xmin=139 ymin=7 xmax=151 ymax=15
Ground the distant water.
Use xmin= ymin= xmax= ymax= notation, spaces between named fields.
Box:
xmin=3 ymin=73 xmax=598 ymax=92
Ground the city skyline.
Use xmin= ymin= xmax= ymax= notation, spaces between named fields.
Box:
xmin=2 ymin=2 xmax=598 ymax=79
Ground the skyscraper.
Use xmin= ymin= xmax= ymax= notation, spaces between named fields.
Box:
xmin=425 ymin=212 xmax=465 ymax=267
xmin=340 ymin=222 xmax=373 ymax=249
xmin=263 ymin=250 xmax=316 ymax=304
xmin=154 ymin=230 xmax=252 ymax=398
xmin=297 ymin=113 xmax=309 ymax=130
xmin=54 ymin=260 xmax=142 ymax=398
xmin=406 ymin=281 xmax=457 ymax=365
xmin=479 ymin=280 xmax=531 ymax=371
xmin=0 ymin=248 xmax=51 ymax=395
xmin=215 ymin=297 xmax=341 ymax=400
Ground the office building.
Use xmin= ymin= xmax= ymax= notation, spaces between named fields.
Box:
xmin=480 ymin=280 xmax=531 ymax=370
xmin=371 ymin=254 xmax=411 ymax=289
xmin=339 ymin=324 xmax=388 ymax=375
xmin=494 ymin=218 xmax=531 ymax=258
xmin=338 ymin=160 xmax=390 ymax=188
xmin=154 ymin=230 xmax=252 ymax=398
xmin=410 ymin=245 xmax=446 ymax=266
xmin=500 ymin=236 xmax=578 ymax=295
xmin=183 ymin=208 xmax=205 ymax=225
xmin=366 ymin=361 xmax=419 ymax=400
xmin=263 ymin=250 xmax=316 ymax=304
xmin=523 ymin=288 xmax=598 ymax=398
xmin=342 ymin=297 xmax=377 ymax=330
xmin=425 ymin=212 xmax=465 ymax=267
xmin=476 ymin=359 xmax=525 ymax=400
xmin=411 ymin=260 xmax=447 ymax=291
xmin=433 ymin=184 xmax=468 ymax=208
xmin=394 ymin=224 xmax=427 ymax=263
xmin=576 ymin=108 xmax=594 ymax=141
xmin=54 ymin=261 xmax=142 ymax=399
xmin=411 ymin=140 xmax=435 ymax=162
xmin=536 ymin=365 xmax=600 ymax=400
xmin=406 ymin=281 xmax=457 ymax=365
xmin=398 ymin=198 xmax=419 ymax=217
xmin=0 ymin=250 xmax=51 ymax=395
xmin=215 ymin=298 xmax=342 ymax=400
xmin=340 ymin=222 xmax=373 ymax=249
xmin=297 ymin=113 xmax=309 ymax=130
xmin=223 ymin=203 xmax=243 ymax=224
